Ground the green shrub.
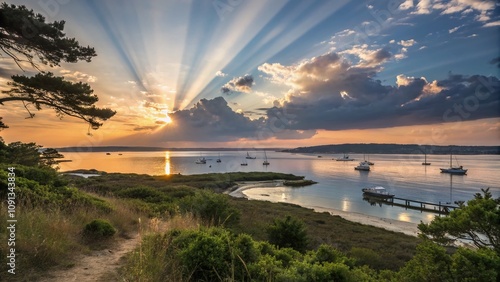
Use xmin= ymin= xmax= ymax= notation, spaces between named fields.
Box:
xmin=172 ymin=228 xmax=233 ymax=281
xmin=115 ymin=186 xmax=171 ymax=203
xmin=179 ymin=190 xmax=240 ymax=226
xmin=267 ymin=215 xmax=309 ymax=252
xmin=83 ymin=219 xmax=116 ymax=238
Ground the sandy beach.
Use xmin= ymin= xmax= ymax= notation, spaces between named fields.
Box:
xmin=227 ymin=181 xmax=420 ymax=237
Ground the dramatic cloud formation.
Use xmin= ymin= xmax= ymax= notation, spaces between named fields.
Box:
xmin=129 ymin=97 xmax=314 ymax=143
xmin=259 ymin=51 xmax=500 ymax=131
xmin=221 ymin=75 xmax=254 ymax=94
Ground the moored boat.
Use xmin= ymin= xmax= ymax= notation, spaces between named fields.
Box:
xmin=246 ymin=152 xmax=256 ymax=159
xmin=335 ymin=154 xmax=355 ymax=161
xmin=362 ymin=186 xmax=394 ymax=199
xmin=354 ymin=161 xmax=370 ymax=171
xmin=263 ymin=150 xmax=270 ymax=166
xmin=195 ymin=157 xmax=207 ymax=164
xmin=440 ymin=153 xmax=467 ymax=175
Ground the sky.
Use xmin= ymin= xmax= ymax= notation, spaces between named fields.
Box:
xmin=0 ymin=0 xmax=499 ymax=148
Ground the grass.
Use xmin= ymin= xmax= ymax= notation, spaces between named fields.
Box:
xmin=119 ymin=213 xmax=202 ymax=282
xmin=228 ymin=197 xmax=420 ymax=271
xmin=1 ymin=167 xmax=421 ymax=280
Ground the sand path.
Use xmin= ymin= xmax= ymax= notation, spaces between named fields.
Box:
xmin=40 ymin=234 xmax=140 ymax=282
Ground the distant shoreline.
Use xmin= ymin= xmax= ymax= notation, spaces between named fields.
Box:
xmin=56 ymin=143 xmax=499 ymax=155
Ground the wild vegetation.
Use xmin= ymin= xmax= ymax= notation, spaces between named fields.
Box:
xmin=0 ymin=139 xmax=499 ymax=281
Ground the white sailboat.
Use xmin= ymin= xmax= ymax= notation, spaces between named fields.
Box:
xmin=440 ymin=153 xmax=467 ymax=175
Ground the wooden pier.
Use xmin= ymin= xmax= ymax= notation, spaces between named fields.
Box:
xmin=363 ymin=196 xmax=459 ymax=215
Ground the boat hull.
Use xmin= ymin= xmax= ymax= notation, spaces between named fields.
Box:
xmin=355 ymin=166 xmax=370 ymax=171
xmin=361 ymin=187 xmax=394 ymax=199
xmin=440 ymin=168 xmax=467 ymax=175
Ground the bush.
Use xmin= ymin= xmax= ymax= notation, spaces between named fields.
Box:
xmin=174 ymin=228 xmax=233 ymax=281
xmin=267 ymin=215 xmax=309 ymax=253
xmin=83 ymin=219 xmax=116 ymax=239
xmin=179 ymin=190 xmax=240 ymax=226
xmin=115 ymin=186 xmax=171 ymax=203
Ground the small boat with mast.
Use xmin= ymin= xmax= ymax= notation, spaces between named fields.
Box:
xmin=440 ymin=153 xmax=467 ymax=175
xmin=216 ymin=153 xmax=222 ymax=163
xmin=422 ymin=152 xmax=431 ymax=165
xmin=263 ymin=150 xmax=270 ymax=166
xmin=246 ymin=152 xmax=256 ymax=159
xmin=335 ymin=153 xmax=355 ymax=161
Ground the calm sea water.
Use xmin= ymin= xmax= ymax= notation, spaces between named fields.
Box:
xmin=60 ymin=151 xmax=500 ymax=224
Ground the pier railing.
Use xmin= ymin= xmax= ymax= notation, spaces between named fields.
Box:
xmin=363 ymin=196 xmax=459 ymax=215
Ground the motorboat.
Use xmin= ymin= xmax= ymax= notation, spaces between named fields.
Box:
xmin=362 ymin=186 xmax=394 ymax=199
xmin=355 ymin=161 xmax=370 ymax=171
xmin=195 ymin=157 xmax=207 ymax=164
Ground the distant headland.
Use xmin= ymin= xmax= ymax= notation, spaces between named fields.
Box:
xmin=281 ymin=143 xmax=500 ymax=155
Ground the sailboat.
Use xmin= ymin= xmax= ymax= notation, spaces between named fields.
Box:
xmin=195 ymin=153 xmax=207 ymax=164
xmin=246 ymin=152 xmax=256 ymax=159
xmin=216 ymin=153 xmax=222 ymax=163
xmin=263 ymin=150 xmax=270 ymax=166
xmin=364 ymin=154 xmax=374 ymax=165
xmin=440 ymin=153 xmax=467 ymax=175
xmin=422 ymin=152 xmax=431 ymax=165
xmin=241 ymin=160 xmax=248 ymax=166
xmin=335 ymin=153 xmax=355 ymax=161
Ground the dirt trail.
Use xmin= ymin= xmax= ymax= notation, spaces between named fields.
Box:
xmin=40 ymin=234 xmax=140 ymax=282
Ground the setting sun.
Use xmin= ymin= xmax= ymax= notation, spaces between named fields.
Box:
xmin=159 ymin=113 xmax=173 ymax=125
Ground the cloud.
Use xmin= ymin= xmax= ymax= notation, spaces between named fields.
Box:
xmin=60 ymin=70 xmax=97 ymax=83
xmin=339 ymin=45 xmax=392 ymax=68
xmin=398 ymin=39 xmax=417 ymax=47
xmin=483 ymin=20 xmax=500 ymax=27
xmin=215 ymin=70 xmax=227 ymax=77
xmin=122 ymin=97 xmax=313 ymax=143
xmin=490 ymin=57 xmax=500 ymax=68
xmin=220 ymin=74 xmax=254 ymax=94
xmin=258 ymin=51 xmax=500 ymax=131
xmin=399 ymin=0 xmax=414 ymax=10
xmin=410 ymin=0 xmax=496 ymax=22
xmin=448 ymin=25 xmax=463 ymax=33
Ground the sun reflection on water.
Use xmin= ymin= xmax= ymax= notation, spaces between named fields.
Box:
xmin=164 ymin=152 xmax=171 ymax=175
xmin=398 ymin=213 xmax=411 ymax=222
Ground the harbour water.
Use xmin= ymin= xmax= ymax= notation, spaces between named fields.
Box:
xmin=60 ymin=151 xmax=500 ymax=224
